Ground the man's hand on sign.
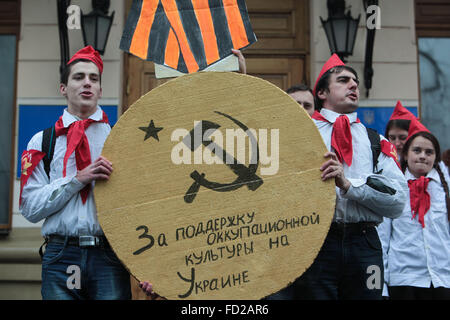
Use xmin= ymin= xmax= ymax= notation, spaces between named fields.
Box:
xmin=75 ymin=156 xmax=113 ymax=185
xmin=320 ymin=152 xmax=351 ymax=193
xmin=139 ymin=281 xmax=161 ymax=299
xmin=232 ymin=49 xmax=246 ymax=74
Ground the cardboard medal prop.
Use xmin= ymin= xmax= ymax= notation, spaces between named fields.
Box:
xmin=95 ymin=72 xmax=335 ymax=300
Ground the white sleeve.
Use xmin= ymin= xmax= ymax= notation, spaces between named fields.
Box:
xmin=19 ymin=133 xmax=85 ymax=223
xmin=342 ymin=149 xmax=408 ymax=219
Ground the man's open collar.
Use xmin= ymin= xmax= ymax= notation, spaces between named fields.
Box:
xmin=62 ymin=106 xmax=102 ymax=128
xmin=320 ymin=108 xmax=358 ymax=124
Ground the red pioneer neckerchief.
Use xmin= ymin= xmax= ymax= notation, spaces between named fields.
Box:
xmin=55 ymin=111 xmax=109 ymax=204
xmin=312 ymin=111 xmax=360 ymax=167
xmin=408 ymin=176 xmax=431 ymax=228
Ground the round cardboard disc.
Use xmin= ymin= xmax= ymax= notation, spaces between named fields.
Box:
xmin=94 ymin=72 xmax=335 ymax=300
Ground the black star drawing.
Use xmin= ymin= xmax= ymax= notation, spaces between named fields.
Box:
xmin=139 ymin=120 xmax=163 ymax=141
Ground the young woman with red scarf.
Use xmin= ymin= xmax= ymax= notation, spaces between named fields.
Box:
xmin=378 ymin=125 xmax=450 ymax=300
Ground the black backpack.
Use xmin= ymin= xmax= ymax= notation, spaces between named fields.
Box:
xmin=41 ymin=126 xmax=57 ymax=179
xmin=366 ymin=127 xmax=381 ymax=173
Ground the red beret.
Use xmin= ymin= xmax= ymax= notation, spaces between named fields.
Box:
xmin=67 ymin=45 xmax=103 ymax=74
xmin=313 ymin=54 xmax=346 ymax=96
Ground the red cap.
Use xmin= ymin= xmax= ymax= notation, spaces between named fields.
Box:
xmin=67 ymin=45 xmax=103 ymax=74
xmin=313 ymin=54 xmax=346 ymax=96
xmin=407 ymin=117 xmax=430 ymax=141
xmin=389 ymin=100 xmax=430 ymax=141
xmin=389 ymin=100 xmax=417 ymax=122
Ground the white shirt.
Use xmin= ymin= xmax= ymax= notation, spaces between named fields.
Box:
xmin=20 ymin=107 xmax=111 ymax=237
xmin=313 ymin=108 xmax=408 ymax=223
xmin=377 ymin=167 xmax=450 ymax=290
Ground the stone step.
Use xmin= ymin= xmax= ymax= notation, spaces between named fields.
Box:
xmin=0 ymin=228 xmax=42 ymax=300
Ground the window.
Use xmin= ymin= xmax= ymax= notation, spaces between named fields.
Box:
xmin=415 ymin=0 xmax=450 ymax=153
xmin=417 ymin=38 xmax=450 ymax=152
xmin=0 ymin=0 xmax=20 ymax=233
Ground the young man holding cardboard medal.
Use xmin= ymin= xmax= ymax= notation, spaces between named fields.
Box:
xmin=19 ymin=46 xmax=131 ymax=300
xmin=290 ymin=54 xmax=408 ymax=300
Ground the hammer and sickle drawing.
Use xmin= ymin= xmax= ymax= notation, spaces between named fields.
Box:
xmin=183 ymin=111 xmax=263 ymax=203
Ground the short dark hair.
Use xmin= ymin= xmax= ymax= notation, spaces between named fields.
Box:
xmin=60 ymin=59 xmax=102 ymax=85
xmin=286 ymin=84 xmax=313 ymax=95
xmin=314 ymin=65 xmax=358 ymax=110
xmin=286 ymin=84 xmax=317 ymax=110
xmin=384 ymin=119 xmax=411 ymax=138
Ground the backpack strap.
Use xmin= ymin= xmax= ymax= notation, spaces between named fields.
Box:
xmin=42 ymin=126 xmax=56 ymax=179
xmin=366 ymin=127 xmax=381 ymax=173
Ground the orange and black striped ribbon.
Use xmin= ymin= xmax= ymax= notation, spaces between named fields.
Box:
xmin=120 ymin=0 xmax=256 ymax=73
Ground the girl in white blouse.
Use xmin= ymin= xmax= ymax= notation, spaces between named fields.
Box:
xmin=378 ymin=131 xmax=450 ymax=299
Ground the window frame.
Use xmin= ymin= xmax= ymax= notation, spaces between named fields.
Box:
xmin=0 ymin=0 xmax=21 ymax=233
